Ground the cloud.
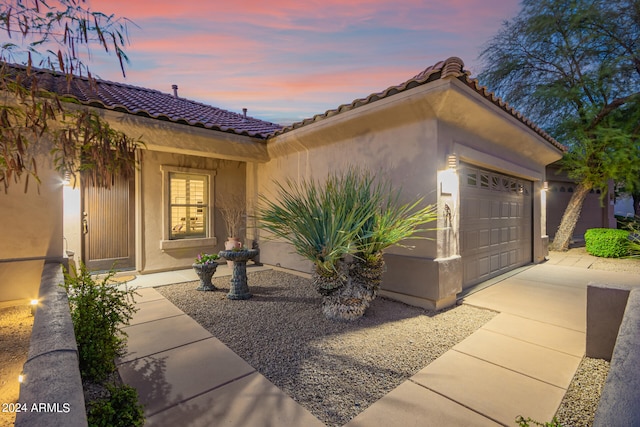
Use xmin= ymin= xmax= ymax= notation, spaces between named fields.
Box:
xmin=84 ymin=0 xmax=521 ymax=123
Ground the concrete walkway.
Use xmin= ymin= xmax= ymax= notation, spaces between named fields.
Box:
xmin=117 ymin=259 xmax=639 ymax=426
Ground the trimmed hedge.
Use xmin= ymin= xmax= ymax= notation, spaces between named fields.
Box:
xmin=585 ymin=228 xmax=630 ymax=258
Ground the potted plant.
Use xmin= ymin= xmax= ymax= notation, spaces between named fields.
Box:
xmin=219 ymin=193 xmax=245 ymax=267
xmin=192 ymin=253 xmax=219 ymax=291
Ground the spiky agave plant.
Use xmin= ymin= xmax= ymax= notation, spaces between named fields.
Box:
xmin=258 ymin=173 xmax=374 ymax=296
xmin=259 ymin=167 xmax=437 ymax=320
xmin=351 ymin=178 xmax=438 ymax=302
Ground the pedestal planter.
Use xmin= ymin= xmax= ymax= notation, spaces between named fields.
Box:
xmin=218 ymin=249 xmax=259 ymax=300
xmin=192 ymin=263 xmax=218 ymax=291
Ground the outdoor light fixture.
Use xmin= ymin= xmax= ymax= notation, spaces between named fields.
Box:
xmin=543 ymin=181 xmax=549 ymax=191
xmin=440 ymin=155 xmax=459 ymax=195
xmin=447 ymin=154 xmax=458 ymax=170
xmin=18 ymin=372 xmax=24 ymax=383
xmin=30 ymin=299 xmax=38 ymax=316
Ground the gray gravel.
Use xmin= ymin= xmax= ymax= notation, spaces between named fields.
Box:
xmin=556 ymin=357 xmax=610 ymax=427
xmin=156 ymin=268 xmax=613 ymax=427
xmin=156 ymin=269 xmax=497 ymax=426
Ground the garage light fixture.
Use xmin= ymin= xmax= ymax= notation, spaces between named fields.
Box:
xmin=543 ymin=181 xmax=549 ymax=191
xmin=447 ymin=154 xmax=458 ymax=170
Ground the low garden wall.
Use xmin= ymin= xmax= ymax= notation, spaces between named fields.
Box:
xmin=14 ymin=262 xmax=87 ymax=427
xmin=588 ymin=283 xmax=640 ymax=426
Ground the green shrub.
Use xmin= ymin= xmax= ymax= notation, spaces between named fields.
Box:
xmin=628 ymin=228 xmax=640 ymax=258
xmin=87 ymin=383 xmax=144 ymax=427
xmin=61 ymin=263 xmax=138 ymax=382
xmin=584 ymin=228 xmax=630 ymax=258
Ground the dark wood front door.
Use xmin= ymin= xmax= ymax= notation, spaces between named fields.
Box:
xmin=82 ymin=175 xmax=135 ymax=271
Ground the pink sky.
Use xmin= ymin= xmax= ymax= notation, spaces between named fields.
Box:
xmin=84 ymin=0 xmax=520 ymax=124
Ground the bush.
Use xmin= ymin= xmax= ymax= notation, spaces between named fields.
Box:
xmin=87 ymin=383 xmax=144 ymax=427
xmin=61 ymin=263 xmax=139 ymax=382
xmin=584 ymin=228 xmax=630 ymax=258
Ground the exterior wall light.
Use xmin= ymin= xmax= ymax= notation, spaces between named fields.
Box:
xmin=542 ymin=181 xmax=549 ymax=191
xmin=18 ymin=372 xmax=24 ymax=383
xmin=30 ymin=299 xmax=38 ymax=316
xmin=440 ymin=155 xmax=459 ymax=195
xmin=447 ymin=154 xmax=458 ymax=170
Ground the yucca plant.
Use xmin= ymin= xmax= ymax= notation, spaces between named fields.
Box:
xmin=259 ymin=167 xmax=437 ymax=320
xmin=258 ymin=174 xmax=372 ymax=273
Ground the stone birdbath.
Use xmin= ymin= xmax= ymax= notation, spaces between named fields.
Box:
xmin=218 ymin=248 xmax=259 ymax=300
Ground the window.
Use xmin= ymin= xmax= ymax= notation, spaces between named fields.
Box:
xmin=169 ymin=173 xmax=207 ymax=239
xmin=160 ymin=165 xmax=217 ymax=251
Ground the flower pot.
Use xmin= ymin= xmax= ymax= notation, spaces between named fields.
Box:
xmin=193 ymin=262 xmax=218 ymax=291
xmin=225 ymin=237 xmax=242 ymax=268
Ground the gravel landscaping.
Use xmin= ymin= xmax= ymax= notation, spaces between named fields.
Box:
xmin=3 ymin=249 xmax=638 ymax=426
xmin=556 ymin=357 xmax=610 ymax=427
xmin=0 ymin=305 xmax=33 ymax=427
xmin=156 ymin=269 xmax=498 ymax=426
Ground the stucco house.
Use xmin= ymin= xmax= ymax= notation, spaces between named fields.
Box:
xmin=0 ymin=57 xmax=564 ymax=310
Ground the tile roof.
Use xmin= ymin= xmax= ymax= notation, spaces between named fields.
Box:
xmin=4 ymin=58 xmax=563 ymax=151
xmin=272 ymin=57 xmax=565 ymax=152
xmin=4 ymin=63 xmax=282 ymax=139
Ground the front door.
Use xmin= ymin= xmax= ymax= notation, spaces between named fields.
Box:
xmin=82 ymin=175 xmax=135 ymax=271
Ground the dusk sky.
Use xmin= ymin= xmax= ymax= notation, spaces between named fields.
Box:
xmin=86 ymin=0 xmax=521 ymax=125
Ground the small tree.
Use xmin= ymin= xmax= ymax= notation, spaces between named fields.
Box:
xmin=0 ymin=0 xmax=142 ymax=192
xmin=479 ymin=0 xmax=640 ymax=251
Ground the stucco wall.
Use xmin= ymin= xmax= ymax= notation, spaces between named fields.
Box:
xmin=255 ymin=78 xmax=562 ymax=308
xmin=255 ymin=114 xmax=441 ymax=273
xmin=0 ymin=144 xmax=64 ymax=302
xmin=139 ymin=150 xmax=246 ymax=273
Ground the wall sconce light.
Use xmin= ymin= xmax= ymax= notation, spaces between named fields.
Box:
xmin=542 ymin=181 xmax=549 ymax=191
xmin=30 ymin=299 xmax=38 ymax=316
xmin=447 ymin=154 xmax=458 ymax=170
xmin=18 ymin=372 xmax=24 ymax=383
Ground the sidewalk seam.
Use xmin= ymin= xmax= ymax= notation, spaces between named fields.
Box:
xmin=478 ymin=326 xmax=585 ymax=358
xmin=116 ymin=336 xmax=216 ymax=365
xmin=123 ymin=313 xmax=185 ymax=329
xmin=407 ymin=378 xmax=508 ymax=426
xmin=143 ymin=370 xmax=258 ymax=419
xmin=450 ymin=349 xmax=569 ymax=391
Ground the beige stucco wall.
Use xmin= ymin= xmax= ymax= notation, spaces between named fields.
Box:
xmin=139 ymin=150 xmax=246 ymax=273
xmin=255 ymin=76 xmax=563 ymax=309
xmin=0 ymin=143 xmax=64 ymax=303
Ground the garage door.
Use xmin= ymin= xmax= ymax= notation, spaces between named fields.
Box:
xmin=460 ymin=164 xmax=532 ymax=288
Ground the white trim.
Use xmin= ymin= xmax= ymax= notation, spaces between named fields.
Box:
xmin=160 ymin=165 xmax=217 ymax=250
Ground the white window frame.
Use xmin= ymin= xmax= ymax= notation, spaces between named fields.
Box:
xmin=160 ymin=165 xmax=217 ymax=251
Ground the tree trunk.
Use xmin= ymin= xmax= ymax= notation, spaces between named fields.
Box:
xmin=549 ymin=183 xmax=592 ymax=251
xmin=633 ymin=191 xmax=640 ymax=217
